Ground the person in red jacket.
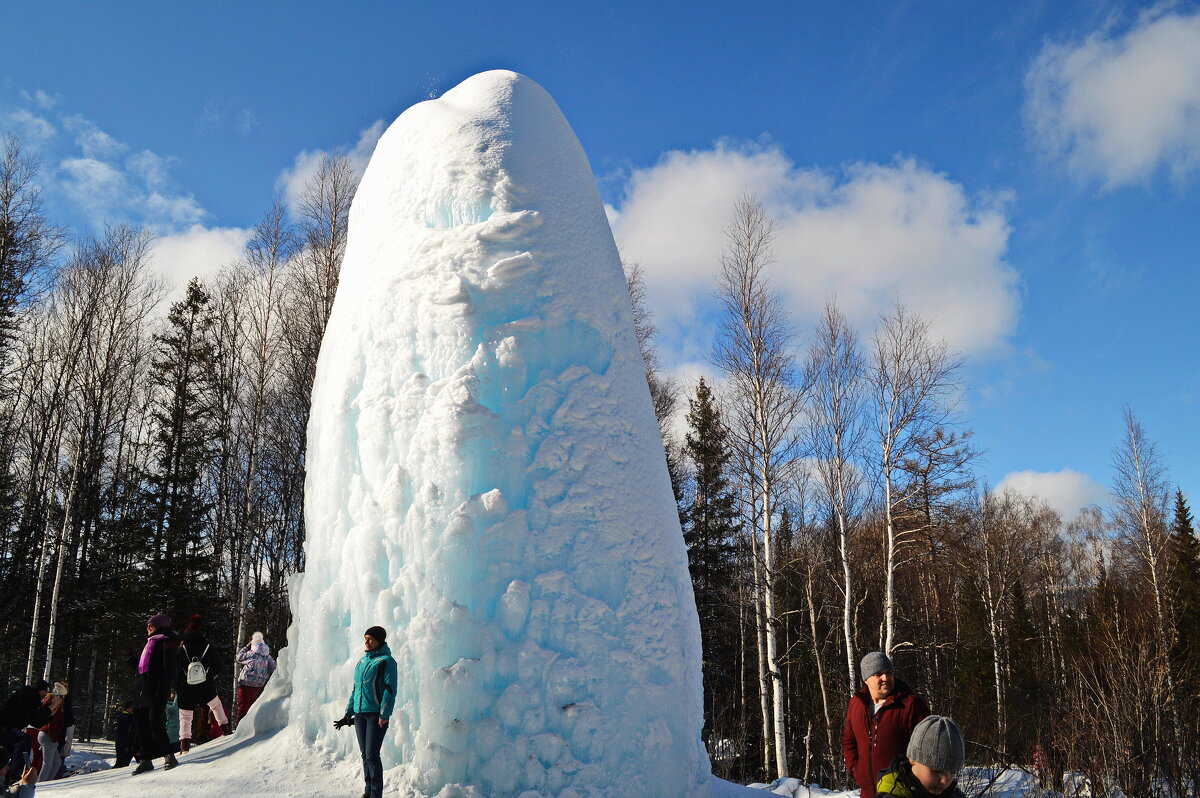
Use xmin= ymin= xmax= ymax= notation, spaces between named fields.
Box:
xmin=843 ymin=651 xmax=930 ymax=798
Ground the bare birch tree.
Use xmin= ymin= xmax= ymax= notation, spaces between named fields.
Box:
xmin=1110 ymin=408 xmax=1181 ymax=762
xmin=228 ymin=203 xmax=294 ymax=697
xmin=868 ymin=304 xmax=960 ymax=655
xmin=36 ymin=227 xmax=162 ymax=678
xmin=805 ymin=301 xmax=866 ymax=693
xmin=714 ymin=195 xmax=805 ymax=778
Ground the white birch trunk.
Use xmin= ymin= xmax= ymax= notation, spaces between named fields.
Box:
xmin=806 ymin=566 xmax=835 ymax=771
xmin=25 ymin=510 xmax=54 ymax=683
xmin=760 ymin=466 xmax=788 ymax=778
xmin=750 ymin=518 xmax=772 ymax=776
xmin=980 ymin=514 xmax=1006 ymax=741
xmin=1126 ymin=419 xmax=1182 ymax=756
xmin=43 ymin=450 xmax=82 ymax=681
xmin=883 ymin=450 xmax=897 ymax=655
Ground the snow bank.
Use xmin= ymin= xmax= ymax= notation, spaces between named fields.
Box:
xmin=744 ymin=778 xmax=858 ymax=798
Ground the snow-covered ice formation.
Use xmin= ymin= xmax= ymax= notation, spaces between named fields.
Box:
xmin=285 ymin=70 xmax=714 ymax=797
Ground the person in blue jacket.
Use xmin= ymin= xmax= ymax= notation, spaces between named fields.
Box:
xmin=334 ymin=625 xmax=398 ymax=798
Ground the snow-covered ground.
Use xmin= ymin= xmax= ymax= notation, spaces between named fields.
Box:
xmin=35 ymin=725 xmax=776 ymax=797
xmin=38 ymin=746 xmax=1059 ymax=798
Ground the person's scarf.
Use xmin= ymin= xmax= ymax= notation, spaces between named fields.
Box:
xmin=138 ymin=633 xmax=167 ymax=674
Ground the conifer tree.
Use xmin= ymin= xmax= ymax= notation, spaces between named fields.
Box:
xmin=1169 ymin=490 xmax=1200 ymax=668
xmin=682 ymin=377 xmax=741 ymax=740
xmin=145 ymin=277 xmax=218 ymax=608
xmin=1005 ymin=579 xmax=1041 ymax=756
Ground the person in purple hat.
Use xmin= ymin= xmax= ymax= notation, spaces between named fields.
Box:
xmin=131 ymin=612 xmax=180 ymax=775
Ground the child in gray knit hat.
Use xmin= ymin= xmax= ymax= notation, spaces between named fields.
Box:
xmin=875 ymin=715 xmax=965 ymax=797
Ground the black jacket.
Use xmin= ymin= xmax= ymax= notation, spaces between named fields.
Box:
xmin=132 ymin=629 xmax=179 ymax=709
xmin=114 ymin=710 xmax=136 ymax=751
xmin=0 ymin=685 xmax=51 ymax=731
xmin=176 ymin=631 xmax=219 ymax=707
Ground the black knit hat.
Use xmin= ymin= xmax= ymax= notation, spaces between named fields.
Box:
xmin=364 ymin=625 xmax=387 ymax=644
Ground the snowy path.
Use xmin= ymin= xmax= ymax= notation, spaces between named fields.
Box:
xmin=37 ymin=729 xmax=357 ymax=797
xmin=39 ymin=727 xmax=786 ymax=797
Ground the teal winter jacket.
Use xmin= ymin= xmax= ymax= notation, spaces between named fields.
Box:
xmin=346 ymin=643 xmax=398 ymax=720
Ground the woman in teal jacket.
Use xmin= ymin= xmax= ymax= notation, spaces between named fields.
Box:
xmin=334 ymin=626 xmax=398 ymax=798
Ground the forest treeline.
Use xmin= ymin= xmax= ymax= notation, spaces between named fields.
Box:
xmin=2 ymin=131 xmax=1196 ymax=796
xmin=652 ymin=198 xmax=1200 ymax=796
xmin=0 ymin=132 xmax=353 ymax=739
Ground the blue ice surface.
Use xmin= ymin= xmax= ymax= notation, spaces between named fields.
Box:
xmin=425 ymin=199 xmax=494 ymax=229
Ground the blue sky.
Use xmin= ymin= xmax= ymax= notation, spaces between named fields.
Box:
xmin=2 ymin=1 xmax=1197 ymax=521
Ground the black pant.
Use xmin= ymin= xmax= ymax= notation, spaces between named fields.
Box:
xmin=134 ymin=704 xmax=172 ymax=761
xmin=114 ymin=746 xmax=134 ymax=768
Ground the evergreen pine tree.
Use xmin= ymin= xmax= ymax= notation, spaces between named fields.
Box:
xmin=1005 ymin=579 xmax=1041 ymax=757
xmin=145 ymin=278 xmax=218 ymax=610
xmin=1169 ymin=490 xmax=1200 ymax=671
xmin=952 ymin=573 xmax=995 ymax=741
xmin=682 ymin=377 xmax=741 ymax=739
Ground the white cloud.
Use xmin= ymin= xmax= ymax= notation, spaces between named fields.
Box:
xmin=127 ymin=150 xmax=175 ymax=191
xmin=149 ymin=225 xmax=253 ymax=290
xmin=1025 ymin=8 xmax=1200 ymax=188
xmin=276 ymin=120 xmax=384 ymax=213
xmin=64 ymin=115 xmax=128 ymax=160
xmin=51 ymin=116 xmax=207 ymax=232
xmin=58 ymin=151 xmax=206 ymax=232
xmin=996 ymin=468 xmax=1110 ymax=522
xmin=610 ymin=143 xmax=1019 ymax=362
xmin=4 ymin=109 xmax=56 ymax=146
xmin=144 ymin=191 xmax=206 ymax=228
xmin=59 ymin=157 xmax=130 ymax=219
xmin=18 ymin=89 xmax=59 ymax=110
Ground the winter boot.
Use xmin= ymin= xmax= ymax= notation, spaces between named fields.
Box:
xmin=133 ymin=759 xmax=154 ymax=775
xmin=220 ymin=723 xmax=232 ymax=736
xmin=163 ymin=753 xmax=178 ymax=770
xmin=180 ymin=739 xmax=190 ymax=754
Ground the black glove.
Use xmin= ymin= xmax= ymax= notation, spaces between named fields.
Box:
xmin=334 ymin=715 xmax=353 ymax=730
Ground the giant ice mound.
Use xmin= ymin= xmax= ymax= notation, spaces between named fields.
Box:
xmin=287 ymin=70 xmax=715 ymax=797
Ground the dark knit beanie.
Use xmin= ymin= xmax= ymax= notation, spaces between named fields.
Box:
xmin=364 ymin=625 xmax=387 ymax=644
xmin=860 ymin=651 xmax=893 ymax=681
xmin=907 ymin=715 xmax=965 ymax=772
xmin=32 ymin=679 xmax=50 ymax=692
xmin=147 ymin=613 xmax=172 ymax=630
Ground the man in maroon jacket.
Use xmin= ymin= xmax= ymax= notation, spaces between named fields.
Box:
xmin=843 ymin=652 xmax=930 ymax=798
